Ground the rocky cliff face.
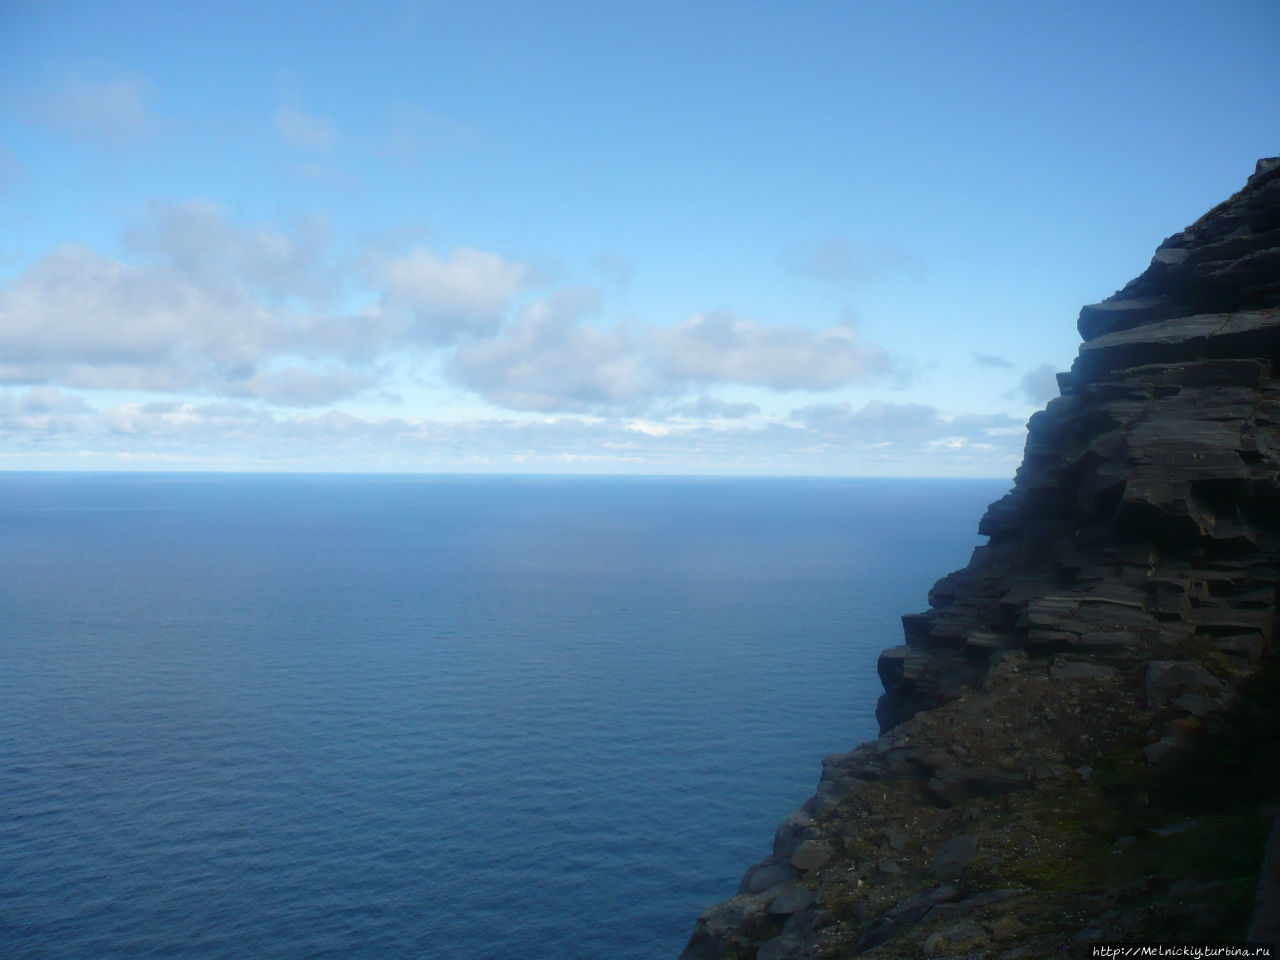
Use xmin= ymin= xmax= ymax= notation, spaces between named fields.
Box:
xmin=680 ymin=158 xmax=1280 ymax=960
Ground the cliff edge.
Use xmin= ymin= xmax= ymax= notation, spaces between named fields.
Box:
xmin=680 ymin=158 xmax=1280 ymax=960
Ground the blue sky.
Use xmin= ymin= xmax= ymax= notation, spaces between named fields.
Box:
xmin=2 ymin=0 xmax=1277 ymax=475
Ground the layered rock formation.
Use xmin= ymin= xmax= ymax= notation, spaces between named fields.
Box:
xmin=680 ymin=158 xmax=1280 ymax=960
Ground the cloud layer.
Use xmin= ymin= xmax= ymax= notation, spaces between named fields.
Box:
xmin=0 ymin=191 xmax=1022 ymax=474
xmin=381 ymin=246 xmax=537 ymax=342
xmin=0 ymin=388 xmax=1025 ymax=475
xmin=654 ymin=313 xmax=889 ymax=390
xmin=0 ymin=196 xmax=1031 ymax=474
xmin=0 ymin=202 xmax=896 ymax=417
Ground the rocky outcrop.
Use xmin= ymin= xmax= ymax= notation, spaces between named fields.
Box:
xmin=680 ymin=158 xmax=1280 ymax=959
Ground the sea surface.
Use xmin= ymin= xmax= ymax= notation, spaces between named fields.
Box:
xmin=0 ymin=473 xmax=1007 ymax=960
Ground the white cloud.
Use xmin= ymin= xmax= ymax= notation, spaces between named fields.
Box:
xmin=450 ymin=289 xmax=653 ymax=412
xmin=0 ymin=196 xmax=1019 ymax=474
xmin=972 ymin=353 xmax=1015 ymax=369
xmin=791 ymin=400 xmax=1021 ymax=444
xmin=7 ymin=386 xmax=90 ymax=415
xmin=275 ymin=106 xmax=337 ymax=151
xmin=0 ymin=387 xmax=92 ymax=437
xmin=625 ymin=420 xmax=670 ymax=437
xmin=0 ymin=395 xmax=1022 ymax=476
xmin=123 ymin=200 xmax=338 ymax=305
xmin=670 ymin=395 xmax=761 ymax=420
xmin=792 ymin=400 xmax=937 ymax=440
xmin=228 ymin=366 xmax=378 ymax=407
xmin=0 ymin=203 xmax=548 ymax=406
xmin=380 ymin=246 xmax=536 ymax=342
xmin=654 ymin=312 xmax=890 ymax=390
xmin=0 ymin=244 xmax=268 ymax=370
xmin=32 ymin=65 xmax=153 ymax=144
xmin=0 ymin=205 xmax=375 ymax=403
xmin=448 ymin=299 xmax=894 ymax=415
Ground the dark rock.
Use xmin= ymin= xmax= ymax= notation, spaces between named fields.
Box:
xmin=1172 ymin=691 xmax=1234 ymax=717
xmin=923 ymin=920 xmax=988 ymax=956
xmin=740 ymin=860 xmax=798 ymax=896
xmin=929 ymin=834 xmax=978 ymax=877
xmin=770 ymin=813 xmax=816 ymax=863
xmin=927 ymin=765 xmax=1026 ymax=807
xmin=768 ymin=883 xmax=816 ymax=915
xmin=1142 ymin=734 xmax=1185 ymax=765
xmin=1145 ymin=660 xmax=1226 ymax=708
xmin=881 ymin=824 xmax=910 ymax=851
xmin=1078 ymin=296 xmax=1176 ymax=341
xmin=926 ymin=888 xmax=1029 ymax=920
xmin=1249 ymin=815 xmax=1280 ymax=949
xmin=679 ymin=894 xmax=773 ymax=960
xmin=755 ymin=933 xmax=800 ymax=960
xmin=1150 ymin=818 xmax=1200 ymax=838
xmin=853 ymin=886 xmax=959 ymax=954
xmin=1051 ymin=659 xmax=1119 ymax=681
xmin=877 ymin=645 xmax=917 ymax=689
xmin=790 ymin=838 xmax=834 ymax=873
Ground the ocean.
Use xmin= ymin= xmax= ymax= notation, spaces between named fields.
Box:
xmin=0 ymin=473 xmax=1007 ymax=960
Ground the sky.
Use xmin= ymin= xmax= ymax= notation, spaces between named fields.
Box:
xmin=1 ymin=0 xmax=1277 ymax=477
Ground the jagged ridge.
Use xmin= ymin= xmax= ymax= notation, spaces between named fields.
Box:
xmin=680 ymin=158 xmax=1280 ymax=960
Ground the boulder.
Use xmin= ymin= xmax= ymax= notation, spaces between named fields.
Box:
xmin=790 ymin=838 xmax=834 ymax=873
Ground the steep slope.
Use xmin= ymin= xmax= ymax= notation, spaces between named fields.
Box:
xmin=680 ymin=157 xmax=1280 ymax=960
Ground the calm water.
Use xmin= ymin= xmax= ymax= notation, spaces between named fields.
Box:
xmin=0 ymin=473 xmax=1006 ymax=960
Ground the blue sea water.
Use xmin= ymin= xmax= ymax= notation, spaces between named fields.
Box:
xmin=0 ymin=473 xmax=1007 ymax=960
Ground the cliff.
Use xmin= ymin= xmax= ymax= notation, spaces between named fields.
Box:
xmin=680 ymin=158 xmax=1280 ymax=960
